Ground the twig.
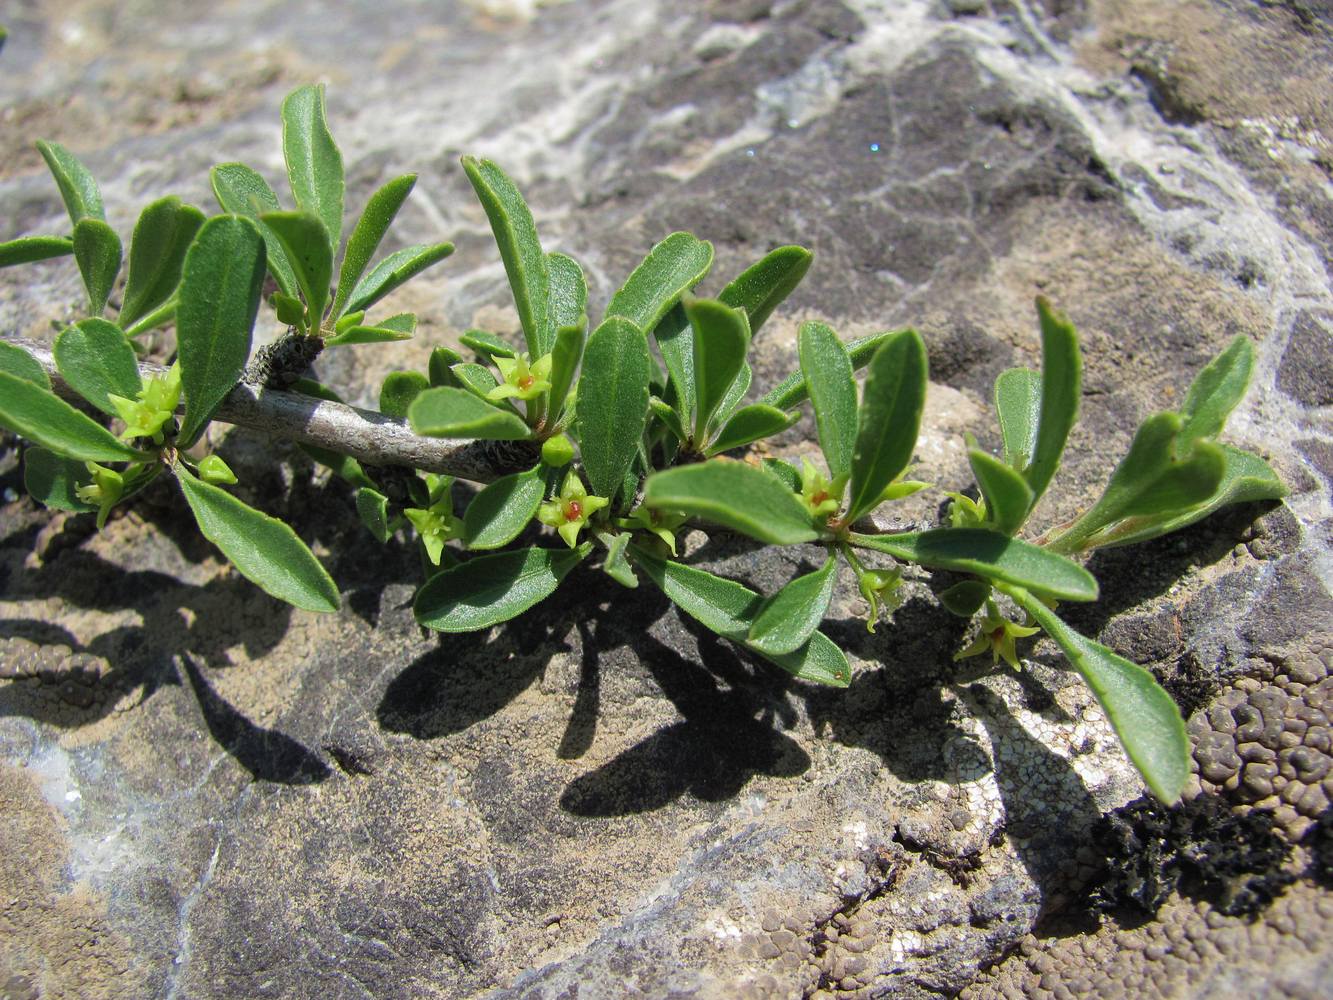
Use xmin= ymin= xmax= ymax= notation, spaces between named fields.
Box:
xmin=5 ymin=335 xmax=532 ymax=483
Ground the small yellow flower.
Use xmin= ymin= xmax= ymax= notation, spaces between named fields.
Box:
xmin=538 ymin=472 xmax=608 ymax=548
xmin=107 ymin=364 xmax=181 ymax=444
xmin=954 ymin=599 xmax=1041 ymax=669
xmin=487 ymin=352 xmax=552 ymax=402
xmin=799 ymin=458 xmax=845 ymax=520
xmin=626 ymin=505 xmax=687 ymax=555
xmin=404 ymin=499 xmax=463 ymax=565
xmin=857 ymin=567 xmax=903 ymax=633
xmin=945 ymin=491 xmax=986 ymax=529
xmin=75 ymin=462 xmax=124 ymax=529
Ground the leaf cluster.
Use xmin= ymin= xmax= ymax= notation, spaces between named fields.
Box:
xmin=0 ymin=85 xmax=1287 ymax=805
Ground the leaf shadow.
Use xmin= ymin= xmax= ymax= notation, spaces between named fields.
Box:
xmin=180 ymin=653 xmax=330 ymax=785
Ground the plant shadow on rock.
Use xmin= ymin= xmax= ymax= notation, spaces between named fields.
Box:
xmin=179 ymin=652 xmax=330 ymax=784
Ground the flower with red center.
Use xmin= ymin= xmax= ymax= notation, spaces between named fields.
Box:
xmin=488 ymin=352 xmax=553 ymax=402
xmin=537 ymin=472 xmax=608 ymax=548
xmin=954 ymin=598 xmax=1041 ymax=669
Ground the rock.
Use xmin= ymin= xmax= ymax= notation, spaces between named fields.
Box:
xmin=0 ymin=0 xmax=1330 ymax=997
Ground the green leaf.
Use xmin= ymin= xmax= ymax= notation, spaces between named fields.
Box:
xmin=649 ymin=395 xmax=688 ymax=441
xmin=631 ymin=547 xmax=850 ymax=686
xmin=462 ymin=156 xmax=552 ymax=356
xmin=968 ymin=448 xmax=1034 ymax=536
xmin=606 ymin=232 xmax=713 ymax=336
xmin=324 ymin=312 xmax=417 ymax=346
xmin=644 ymin=460 xmax=816 ymax=545
xmin=176 ymin=464 xmax=339 ymax=613
xmin=1178 ymin=336 xmax=1253 ymax=445
xmin=429 ymin=347 xmax=464 ymax=387
xmin=23 ymin=448 xmax=97 ymax=513
xmin=1081 ymin=446 xmax=1284 ymax=550
xmin=72 ymin=218 xmax=121 ymax=315
xmin=209 ymin=163 xmax=300 ymax=296
xmin=450 ymin=362 xmax=502 ymax=401
xmin=1050 ymin=412 xmax=1228 ymax=554
xmin=602 ymin=531 xmax=638 ymax=588
xmin=0 ymin=235 xmax=74 ymax=267
xmin=36 ymin=140 xmax=104 ymax=225
xmin=120 ymin=197 xmax=206 ymax=327
xmin=546 ymin=251 xmax=587 ymax=332
xmin=261 ymin=210 xmax=334 ymax=330
xmin=689 ymin=299 xmax=751 ymax=443
xmin=760 ymin=328 xmax=907 ymax=409
xmin=345 ymin=242 xmax=453 ymax=314
xmin=0 ymin=371 xmax=146 ymax=463
xmin=464 ymin=465 xmax=544 ymax=549
xmin=993 ymin=368 xmax=1041 ymax=470
xmin=1024 ymin=297 xmax=1081 ymax=509
xmin=762 ymin=457 xmax=801 ymax=492
xmin=747 ymin=554 xmax=837 ymax=655
xmin=717 ymin=245 xmax=812 ymax=334
xmin=379 ymin=371 xmax=430 ymax=419
xmin=0 ymin=340 xmax=51 ymax=389
xmin=849 ymin=527 xmax=1098 ymax=603
xmin=653 ymin=303 xmax=695 ymax=427
xmin=356 ymin=487 xmax=393 ymax=543
xmin=53 ymin=318 xmax=142 ymax=416
xmin=705 ymin=404 xmax=798 ymax=455
xmin=1005 ymin=585 xmax=1188 ymax=803
xmin=460 ymin=328 xmax=517 ymax=359
xmin=414 ymin=544 xmax=588 ymax=632
xmin=281 ymin=84 xmax=344 ymax=252
xmin=938 ymin=580 xmax=991 ymax=617
xmin=577 ymin=316 xmax=651 ymax=499
xmin=794 ymin=317 xmax=858 ymax=482
xmin=331 ymin=173 xmax=416 ymax=318
xmin=845 ymin=329 xmax=928 ymax=521
xmin=546 ymin=323 xmax=584 ymax=421
xmin=176 ymin=216 xmax=266 ymax=445
xmin=408 ymin=386 xmax=531 ymax=439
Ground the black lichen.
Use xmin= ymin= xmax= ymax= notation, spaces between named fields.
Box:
xmin=1090 ymin=794 xmax=1295 ymax=919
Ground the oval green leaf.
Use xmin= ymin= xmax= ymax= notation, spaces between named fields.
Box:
xmin=718 ymin=245 xmax=812 ymax=334
xmin=120 ymin=197 xmax=206 ymax=327
xmin=261 ymin=210 xmax=334 ymax=329
xmin=355 ymin=487 xmax=393 ymax=543
xmin=462 ymin=156 xmax=551 ymax=356
xmin=760 ymin=328 xmax=909 ymax=409
xmin=463 ymin=465 xmax=545 ymax=550
xmin=577 ymin=316 xmax=651 ymax=499
xmin=0 ymin=235 xmax=74 ymax=268
xmin=414 ymin=545 xmax=588 ymax=632
xmin=746 ymin=554 xmax=837 ymax=655
xmin=606 ymin=232 xmax=713 ymax=336
xmin=72 ymin=217 xmax=122 ymax=316
xmin=53 ymin=318 xmax=142 ymax=416
xmin=0 ymin=371 xmax=146 ymax=463
xmin=176 ymin=464 xmax=339 ymax=613
xmin=1005 ymin=585 xmax=1188 ymax=803
xmin=23 ymin=447 xmax=97 ymax=513
xmin=968 ymin=448 xmax=1034 ymax=537
xmin=1025 ymin=297 xmax=1081 ymax=509
xmin=993 ymin=367 xmax=1041 ymax=471
xmin=0 ymin=340 xmax=51 ymax=389
xmin=408 ymin=386 xmax=531 ymax=440
xmin=379 ymin=371 xmax=430 ymax=419
xmin=850 ymin=527 xmax=1097 ymax=603
xmin=644 ymin=460 xmax=817 ymax=546
xmin=209 ymin=162 xmax=299 ymax=296
xmin=331 ymin=173 xmax=416 ymax=318
xmin=845 ymin=329 xmax=927 ymax=521
xmin=36 ymin=140 xmax=104 ymax=225
xmin=281 ymin=84 xmax=344 ymax=251
xmin=546 ymin=250 xmax=587 ymax=333
xmin=345 ymin=242 xmax=454 ymax=314
xmin=705 ymin=404 xmax=798 ymax=456
xmin=176 ymin=215 xmax=267 ymax=445
xmin=1179 ymin=335 xmax=1253 ymax=445
xmin=689 ymin=299 xmax=751 ymax=443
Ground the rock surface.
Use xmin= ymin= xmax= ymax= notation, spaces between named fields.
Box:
xmin=0 ymin=0 xmax=1330 ymax=997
